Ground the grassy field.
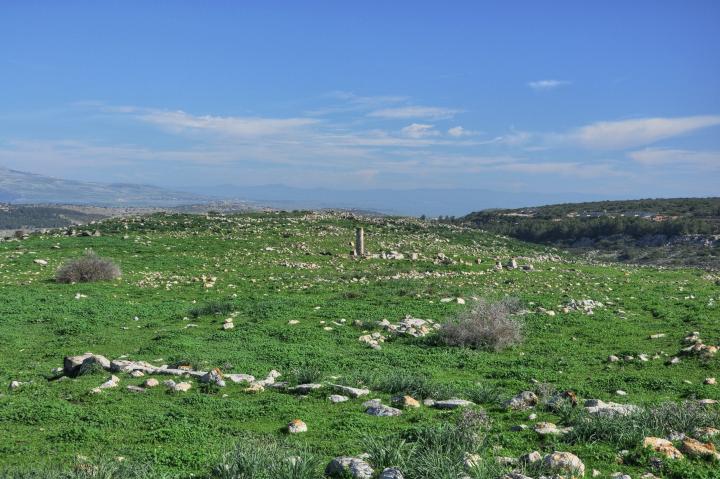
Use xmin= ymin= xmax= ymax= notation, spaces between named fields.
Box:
xmin=1 ymin=211 xmax=719 ymax=478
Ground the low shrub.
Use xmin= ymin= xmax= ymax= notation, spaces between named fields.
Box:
xmin=439 ymin=297 xmax=523 ymax=351
xmin=55 ymin=251 xmax=121 ymax=284
xmin=289 ymin=363 xmax=324 ymax=385
xmin=188 ymin=301 xmax=235 ymax=318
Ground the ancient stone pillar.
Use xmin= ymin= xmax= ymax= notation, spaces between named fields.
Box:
xmin=355 ymin=227 xmax=365 ymax=256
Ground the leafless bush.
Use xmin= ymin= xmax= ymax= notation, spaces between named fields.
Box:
xmin=55 ymin=251 xmax=121 ymax=284
xmin=439 ymin=297 xmax=523 ymax=351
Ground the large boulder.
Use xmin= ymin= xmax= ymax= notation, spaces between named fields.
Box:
xmin=63 ymin=353 xmax=111 ymax=377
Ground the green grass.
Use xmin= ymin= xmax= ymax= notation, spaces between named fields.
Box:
xmin=0 ymin=211 xmax=718 ymax=478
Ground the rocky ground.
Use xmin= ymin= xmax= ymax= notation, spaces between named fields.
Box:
xmin=0 ymin=211 xmax=718 ymax=478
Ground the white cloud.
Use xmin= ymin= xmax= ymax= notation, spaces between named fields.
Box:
xmin=137 ymin=109 xmax=319 ymax=138
xmin=528 ymin=80 xmax=570 ymax=91
xmin=401 ymin=123 xmax=439 ymax=139
xmin=447 ymin=126 xmax=480 ymax=137
xmin=368 ymin=106 xmax=462 ymax=120
xmin=568 ymin=115 xmax=720 ymax=149
xmin=628 ymin=148 xmax=720 ymax=168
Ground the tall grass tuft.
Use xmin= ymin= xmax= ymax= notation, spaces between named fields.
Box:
xmin=210 ymin=436 xmax=321 ymax=479
xmin=567 ymin=401 xmax=720 ymax=448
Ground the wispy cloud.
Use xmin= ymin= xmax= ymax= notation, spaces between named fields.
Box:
xmin=566 ymin=115 xmax=720 ymax=149
xmin=447 ymin=126 xmax=480 ymax=137
xmin=137 ymin=109 xmax=319 ymax=138
xmin=367 ymin=105 xmax=462 ymax=120
xmin=401 ymin=123 xmax=439 ymax=138
xmin=528 ymin=79 xmax=570 ymax=91
xmin=305 ymin=91 xmax=408 ymax=116
xmin=628 ymin=148 xmax=720 ymax=168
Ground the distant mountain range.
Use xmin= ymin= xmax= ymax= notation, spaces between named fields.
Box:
xmin=1 ymin=165 xmax=608 ymax=215
xmin=0 ymin=167 xmax=208 ymax=207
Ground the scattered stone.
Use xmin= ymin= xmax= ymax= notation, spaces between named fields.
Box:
xmin=325 ymin=456 xmax=374 ymax=479
xmin=98 ymin=375 xmax=120 ymax=390
xmin=172 ymin=382 xmax=192 ymax=392
xmin=328 ymin=394 xmax=349 ymax=403
xmin=649 ymin=333 xmax=666 ymax=339
xmin=200 ymin=368 xmax=226 ymax=387
xmin=563 ymin=298 xmax=604 ymax=315
xmin=143 ymin=378 xmax=159 ymax=388
xmin=704 ymin=377 xmax=717 ymax=385
xmin=244 ymin=383 xmax=265 ymax=393
xmin=366 ymin=404 xmax=403 ymax=417
xmin=362 ymin=398 xmax=382 ymax=408
xmin=534 ymin=421 xmax=573 ymax=436
xmin=391 ymin=395 xmax=420 ymax=408
xmin=33 ymin=259 xmax=48 ymax=266
xmin=126 ymin=385 xmax=145 ymax=393
xmin=681 ymin=438 xmax=720 ymax=460
xmin=642 ymin=437 xmax=683 ymax=459
xmin=432 ymin=398 xmax=475 ymax=409
xmin=222 ymin=322 xmax=234 ymax=330
xmin=255 ymin=370 xmax=281 ymax=387
xmin=130 ymin=370 xmax=145 ymax=378
xmin=511 ymin=424 xmax=528 ymax=431
xmin=9 ymin=381 xmax=22 ymax=390
xmin=226 ymin=373 xmax=255 ymax=384
xmin=519 ymin=451 xmax=542 ymax=464
xmin=291 ymin=383 xmax=323 ymax=394
xmin=463 ymin=452 xmax=481 ymax=469
xmin=616 ymin=390 xmax=628 ymax=396
xmin=330 ymin=384 xmax=370 ymax=398
xmin=287 ymin=419 xmax=307 ymax=433
xmin=378 ymin=315 xmax=439 ymax=338
xmin=584 ymin=399 xmax=640 ymax=417
xmin=694 ymin=427 xmax=720 ymax=439
xmin=543 ymin=451 xmax=585 ymax=477
xmin=379 ymin=467 xmax=404 ymax=479
xmin=504 ymin=391 xmax=538 ymax=410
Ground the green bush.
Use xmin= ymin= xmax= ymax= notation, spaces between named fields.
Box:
xmin=55 ymin=251 xmax=120 ymax=283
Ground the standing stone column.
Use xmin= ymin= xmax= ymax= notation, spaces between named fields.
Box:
xmin=355 ymin=227 xmax=365 ymax=257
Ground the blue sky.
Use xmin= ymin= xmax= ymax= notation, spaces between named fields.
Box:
xmin=1 ymin=1 xmax=719 ymax=197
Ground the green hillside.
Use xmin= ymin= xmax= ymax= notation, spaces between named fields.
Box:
xmin=458 ymin=198 xmax=720 ymax=269
xmin=1 ymin=212 xmax=718 ymax=478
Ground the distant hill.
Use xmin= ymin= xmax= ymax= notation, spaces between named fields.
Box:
xmin=0 ymin=167 xmax=209 ymax=207
xmin=457 ymin=197 xmax=720 ymax=268
xmin=178 ymin=183 xmax=604 ymax=217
